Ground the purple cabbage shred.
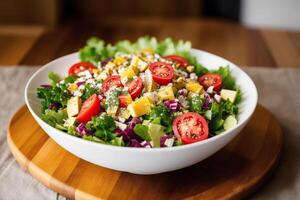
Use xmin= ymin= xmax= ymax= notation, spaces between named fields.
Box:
xmin=48 ymin=102 xmax=61 ymax=111
xmin=40 ymin=84 xmax=52 ymax=89
xmin=76 ymin=81 xmax=85 ymax=87
xmin=160 ymin=135 xmax=174 ymax=147
xmin=76 ymin=123 xmax=92 ymax=137
xmin=164 ymin=100 xmax=181 ymax=112
xmin=202 ymin=94 xmax=211 ymax=110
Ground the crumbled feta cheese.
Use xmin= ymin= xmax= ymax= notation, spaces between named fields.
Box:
xmin=86 ymin=78 xmax=95 ymax=84
xmin=178 ymin=95 xmax=189 ymax=108
xmin=74 ymin=90 xmax=83 ymax=97
xmin=207 ymin=86 xmax=214 ymax=94
xmin=164 ymin=138 xmax=174 ymax=147
xmin=78 ymin=70 xmax=92 ymax=79
xmin=214 ymin=94 xmax=221 ymax=103
xmin=189 ymin=73 xmax=198 ymax=81
xmin=115 ymin=121 xmax=127 ymax=131
xmin=118 ymin=117 xmax=126 ymax=123
xmin=141 ymin=141 xmax=151 ymax=148
xmin=175 ymin=69 xmax=188 ymax=78
xmin=78 ymin=85 xmax=85 ymax=90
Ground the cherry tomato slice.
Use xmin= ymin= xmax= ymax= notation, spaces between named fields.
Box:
xmin=149 ymin=62 xmax=174 ymax=85
xmin=198 ymin=73 xmax=222 ymax=91
xmin=127 ymin=77 xmax=143 ymax=99
xmin=118 ymin=95 xmax=130 ymax=107
xmin=173 ymin=112 xmax=209 ymax=144
xmin=68 ymin=62 xmax=96 ymax=75
xmin=164 ymin=55 xmax=189 ymax=68
xmin=102 ymin=75 xmax=123 ymax=93
xmin=77 ymin=94 xmax=101 ymax=123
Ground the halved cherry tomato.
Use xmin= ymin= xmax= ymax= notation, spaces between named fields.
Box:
xmin=149 ymin=62 xmax=174 ymax=85
xmin=118 ymin=95 xmax=130 ymax=107
xmin=173 ymin=112 xmax=209 ymax=144
xmin=164 ymin=55 xmax=189 ymax=68
xmin=77 ymin=94 xmax=101 ymax=123
xmin=68 ymin=62 xmax=96 ymax=75
xmin=198 ymin=73 xmax=222 ymax=91
xmin=102 ymin=75 xmax=123 ymax=93
xmin=127 ymin=77 xmax=143 ymax=99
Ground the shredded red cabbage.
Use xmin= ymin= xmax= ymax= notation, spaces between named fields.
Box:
xmin=40 ymin=84 xmax=52 ymax=89
xmin=76 ymin=123 xmax=92 ymax=137
xmin=48 ymin=102 xmax=61 ymax=111
xmin=160 ymin=135 xmax=174 ymax=147
xmin=164 ymin=100 xmax=181 ymax=112
xmin=76 ymin=81 xmax=85 ymax=87
xmin=130 ymin=139 xmax=143 ymax=147
xmin=130 ymin=139 xmax=152 ymax=148
xmin=116 ymin=118 xmax=142 ymax=142
xmin=202 ymin=94 xmax=211 ymax=110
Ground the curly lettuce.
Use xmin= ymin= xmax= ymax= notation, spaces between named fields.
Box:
xmin=79 ymin=36 xmax=208 ymax=75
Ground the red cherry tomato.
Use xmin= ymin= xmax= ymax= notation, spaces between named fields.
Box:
xmin=118 ymin=95 xmax=130 ymax=107
xmin=173 ymin=112 xmax=209 ymax=144
xmin=77 ymin=94 xmax=101 ymax=123
xmin=149 ymin=62 xmax=174 ymax=85
xmin=127 ymin=77 xmax=143 ymax=99
xmin=102 ymin=75 xmax=123 ymax=93
xmin=68 ymin=62 xmax=96 ymax=75
xmin=198 ymin=73 xmax=222 ymax=91
xmin=164 ymin=55 xmax=189 ymax=68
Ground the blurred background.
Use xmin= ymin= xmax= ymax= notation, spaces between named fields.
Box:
xmin=0 ymin=0 xmax=299 ymax=29
xmin=0 ymin=0 xmax=299 ymax=67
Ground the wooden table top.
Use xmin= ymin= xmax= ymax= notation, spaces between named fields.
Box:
xmin=0 ymin=18 xmax=300 ymax=67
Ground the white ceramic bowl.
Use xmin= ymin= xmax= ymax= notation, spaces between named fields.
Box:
xmin=25 ymin=49 xmax=257 ymax=175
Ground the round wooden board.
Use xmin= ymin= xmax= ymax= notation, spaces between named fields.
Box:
xmin=7 ymin=105 xmax=282 ymax=200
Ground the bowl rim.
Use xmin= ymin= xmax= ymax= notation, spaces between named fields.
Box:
xmin=25 ymin=49 xmax=258 ymax=152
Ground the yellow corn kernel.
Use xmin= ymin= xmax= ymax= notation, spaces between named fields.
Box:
xmin=186 ymin=82 xmax=203 ymax=94
xmin=67 ymin=83 xmax=78 ymax=93
xmin=113 ymin=56 xmax=126 ymax=65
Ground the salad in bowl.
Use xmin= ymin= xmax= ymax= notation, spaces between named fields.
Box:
xmin=36 ymin=36 xmax=241 ymax=148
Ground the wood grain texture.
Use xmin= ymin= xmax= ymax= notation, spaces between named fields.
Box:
xmin=0 ymin=25 xmax=45 ymax=65
xmin=7 ymin=105 xmax=283 ymax=200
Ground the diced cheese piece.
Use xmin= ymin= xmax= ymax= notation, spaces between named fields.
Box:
xmin=107 ymin=105 xmax=118 ymax=117
xmin=158 ymin=85 xmax=175 ymax=101
xmin=127 ymin=96 xmax=152 ymax=117
xmin=129 ymin=56 xmax=141 ymax=73
xmin=186 ymin=82 xmax=203 ymax=94
xmin=224 ymin=115 xmax=237 ymax=130
xmin=144 ymin=69 xmax=157 ymax=92
xmin=121 ymin=67 xmax=136 ymax=84
xmin=64 ymin=117 xmax=76 ymax=127
xmin=220 ymin=89 xmax=237 ymax=103
xmin=117 ymin=108 xmax=131 ymax=120
xmin=67 ymin=83 xmax=78 ymax=93
xmin=113 ymin=56 xmax=126 ymax=65
xmin=67 ymin=97 xmax=82 ymax=117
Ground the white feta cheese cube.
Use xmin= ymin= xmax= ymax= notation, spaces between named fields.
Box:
xmin=67 ymin=96 xmax=82 ymax=117
xmin=220 ymin=89 xmax=237 ymax=103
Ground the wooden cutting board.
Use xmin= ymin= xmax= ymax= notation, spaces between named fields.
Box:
xmin=7 ymin=105 xmax=283 ymax=200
